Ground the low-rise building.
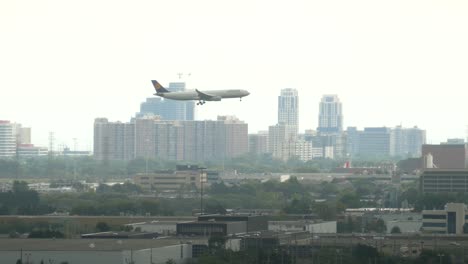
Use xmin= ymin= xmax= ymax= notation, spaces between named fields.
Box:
xmin=422 ymin=203 xmax=468 ymax=234
xmin=177 ymin=221 xmax=247 ymax=236
xmin=134 ymin=165 xmax=208 ymax=191
xmin=0 ymin=238 xmax=195 ymax=264
xmin=127 ymin=221 xmax=179 ymax=235
xmin=420 ymin=169 xmax=468 ymax=193
xmin=268 ymin=220 xmax=337 ymax=233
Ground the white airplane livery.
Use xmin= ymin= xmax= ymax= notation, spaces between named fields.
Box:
xmin=152 ymin=80 xmax=250 ymax=105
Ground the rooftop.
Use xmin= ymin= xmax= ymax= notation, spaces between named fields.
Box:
xmin=0 ymin=238 xmax=207 ymax=251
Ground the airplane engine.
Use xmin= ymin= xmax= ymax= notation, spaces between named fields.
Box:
xmin=210 ymin=96 xmax=222 ymax=101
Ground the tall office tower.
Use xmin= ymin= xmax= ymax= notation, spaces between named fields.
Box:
xmin=278 ymin=88 xmax=299 ymax=138
xmin=136 ymin=82 xmax=195 ymax=121
xmin=318 ymin=95 xmax=343 ymax=134
xmin=94 ymin=118 xmax=135 ymax=161
xmin=393 ymin=126 xmax=426 ymax=157
xmin=346 ymin=127 xmax=360 ymax=156
xmin=0 ymin=120 xmax=17 ymax=158
xmin=359 ymin=127 xmax=394 ymax=157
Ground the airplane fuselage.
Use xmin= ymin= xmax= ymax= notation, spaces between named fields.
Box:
xmin=156 ymin=89 xmax=250 ymax=101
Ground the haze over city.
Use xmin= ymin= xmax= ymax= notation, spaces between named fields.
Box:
xmin=1 ymin=0 xmax=468 ymax=148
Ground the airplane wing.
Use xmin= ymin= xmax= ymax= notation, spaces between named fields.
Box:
xmin=196 ymin=89 xmax=219 ymax=101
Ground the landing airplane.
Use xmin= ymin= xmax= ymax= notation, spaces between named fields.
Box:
xmin=151 ymin=80 xmax=250 ymax=105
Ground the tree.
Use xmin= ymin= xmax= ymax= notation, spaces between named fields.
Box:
xmin=390 ymin=226 xmax=402 ymax=234
xmin=208 ymin=235 xmax=227 ymax=252
xmin=366 ymin=219 xmax=387 ymax=233
xmin=353 ymin=244 xmax=379 ymax=263
xmin=95 ymin=222 xmax=111 ymax=232
xmin=165 ymin=259 xmax=176 ymax=264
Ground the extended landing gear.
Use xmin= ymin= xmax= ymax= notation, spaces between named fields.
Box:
xmin=197 ymin=100 xmax=206 ymax=105
xmin=240 ymin=97 xmax=243 ymax=102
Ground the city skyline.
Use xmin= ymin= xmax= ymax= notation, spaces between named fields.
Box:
xmin=0 ymin=86 xmax=461 ymax=151
xmin=2 ymin=0 xmax=468 ymax=147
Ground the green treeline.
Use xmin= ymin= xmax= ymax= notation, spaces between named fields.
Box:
xmin=0 ymin=154 xmax=398 ymax=180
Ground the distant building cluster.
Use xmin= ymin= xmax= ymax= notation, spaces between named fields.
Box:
xmin=0 ymin=120 xmax=48 ymax=158
xmin=248 ymin=91 xmax=426 ymax=161
xmin=94 ymin=115 xmax=248 ymax=162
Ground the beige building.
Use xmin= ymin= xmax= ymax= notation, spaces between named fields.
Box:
xmin=94 ymin=116 xmax=247 ymax=162
xmin=268 ymin=123 xmax=296 ymax=161
xmin=422 ymin=203 xmax=468 ymax=234
xmin=134 ymin=165 xmax=207 ymax=191
xmin=94 ymin=118 xmax=135 ymax=161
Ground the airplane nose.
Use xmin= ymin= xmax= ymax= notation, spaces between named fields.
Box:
xmin=245 ymin=91 xmax=250 ymax=96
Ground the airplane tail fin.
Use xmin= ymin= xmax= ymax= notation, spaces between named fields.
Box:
xmin=151 ymin=80 xmax=170 ymax=93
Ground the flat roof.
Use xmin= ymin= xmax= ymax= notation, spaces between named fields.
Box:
xmin=0 ymin=238 xmax=207 ymax=251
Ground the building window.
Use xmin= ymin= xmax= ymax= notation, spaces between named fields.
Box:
xmin=423 ymin=214 xmax=446 ymax=219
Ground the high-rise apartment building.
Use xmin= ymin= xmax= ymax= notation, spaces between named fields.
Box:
xmin=94 ymin=116 xmax=248 ymax=162
xmin=0 ymin=121 xmax=34 ymax=158
xmin=268 ymin=124 xmax=296 ymax=161
xmin=136 ymin=82 xmax=195 ymax=121
xmin=278 ymin=88 xmax=299 ymax=138
xmin=220 ymin=116 xmax=249 ymax=159
xmin=93 ymin=118 xmax=135 ymax=161
xmin=318 ymin=95 xmax=343 ymax=134
xmin=0 ymin=121 xmax=17 ymax=158
xmin=248 ymin=131 xmax=268 ymax=155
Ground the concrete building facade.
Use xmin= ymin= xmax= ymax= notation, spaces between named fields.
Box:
xmin=0 ymin=120 xmax=17 ymax=158
xmin=420 ymin=169 xmax=468 ymax=193
xmin=422 ymin=144 xmax=468 ymax=169
xmin=134 ymin=165 xmax=207 ymax=191
xmin=94 ymin=117 xmax=247 ymax=162
xmin=422 ymin=203 xmax=468 ymax=234
xmin=248 ymin=132 xmax=268 ymax=155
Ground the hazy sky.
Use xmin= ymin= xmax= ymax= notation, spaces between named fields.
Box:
xmin=1 ymin=0 xmax=468 ymax=149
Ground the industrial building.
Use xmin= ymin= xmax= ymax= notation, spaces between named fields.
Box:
xmin=268 ymin=220 xmax=337 ymax=233
xmin=0 ymin=238 xmax=196 ymax=264
xmin=176 ymin=215 xmax=268 ymax=236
